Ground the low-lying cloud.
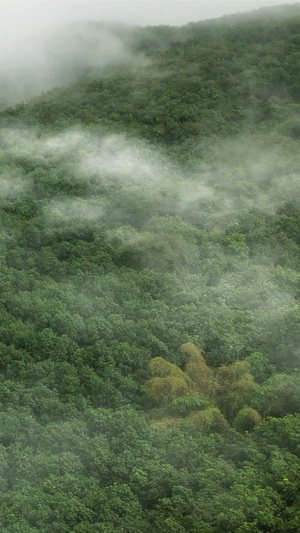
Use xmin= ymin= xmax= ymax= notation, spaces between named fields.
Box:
xmin=0 ymin=20 xmax=148 ymax=109
xmin=1 ymin=122 xmax=299 ymax=368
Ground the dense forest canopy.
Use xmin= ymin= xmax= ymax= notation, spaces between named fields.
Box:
xmin=1 ymin=4 xmax=300 ymax=531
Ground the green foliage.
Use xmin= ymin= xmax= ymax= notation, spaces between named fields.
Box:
xmin=0 ymin=5 xmax=300 ymax=531
xmin=259 ymin=373 xmax=300 ymax=417
xmin=143 ymin=345 xmax=262 ymax=432
xmin=217 ymin=362 xmax=256 ymax=421
xmin=183 ymin=342 xmax=217 ymax=398
xmin=188 ymin=407 xmax=230 ymax=434
xmin=143 ymin=357 xmax=189 ymax=406
xmin=244 ymin=351 xmax=273 ymax=384
xmin=233 ymin=407 xmax=262 ymax=433
xmin=169 ymin=395 xmax=211 ymax=416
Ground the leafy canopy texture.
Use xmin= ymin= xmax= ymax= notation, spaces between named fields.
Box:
xmin=1 ymin=4 xmax=300 ymax=531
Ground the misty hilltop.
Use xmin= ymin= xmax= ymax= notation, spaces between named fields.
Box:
xmin=2 ymin=4 xmax=300 ymax=146
xmin=1 ymin=5 xmax=300 ymax=533
xmin=1 ymin=2 xmax=300 ymax=110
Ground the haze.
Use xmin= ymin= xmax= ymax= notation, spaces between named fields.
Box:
xmin=0 ymin=1 xmax=297 ymax=108
xmin=1 ymin=1 xmax=297 ymax=29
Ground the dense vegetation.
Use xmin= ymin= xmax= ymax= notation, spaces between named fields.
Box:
xmin=1 ymin=5 xmax=300 ymax=531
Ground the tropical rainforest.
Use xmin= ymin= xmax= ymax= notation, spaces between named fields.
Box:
xmin=1 ymin=4 xmax=300 ymax=531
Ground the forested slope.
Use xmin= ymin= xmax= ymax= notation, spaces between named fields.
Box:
xmin=1 ymin=5 xmax=300 ymax=532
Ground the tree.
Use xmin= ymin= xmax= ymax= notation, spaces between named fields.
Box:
xmin=188 ymin=407 xmax=229 ymax=434
xmin=216 ymin=361 xmax=255 ymax=421
xmin=182 ymin=342 xmax=217 ymax=398
xmin=142 ymin=357 xmax=189 ymax=406
xmin=233 ymin=407 xmax=262 ymax=433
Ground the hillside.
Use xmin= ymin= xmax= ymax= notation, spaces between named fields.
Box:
xmin=1 ymin=5 xmax=300 ymax=532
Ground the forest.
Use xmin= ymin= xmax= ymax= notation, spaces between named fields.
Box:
xmin=1 ymin=4 xmax=300 ymax=531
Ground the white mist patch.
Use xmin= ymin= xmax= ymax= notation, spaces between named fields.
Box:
xmin=35 ymin=129 xmax=176 ymax=193
xmin=0 ymin=128 xmax=36 ymax=150
xmin=213 ymin=264 xmax=296 ymax=308
xmin=45 ymin=198 xmax=106 ymax=225
xmin=40 ymin=131 xmax=88 ymax=161
xmin=2 ymin=126 xmax=300 ymax=243
xmin=0 ymin=172 xmax=27 ymax=199
xmin=270 ymin=173 xmax=300 ymax=205
xmin=0 ymin=128 xmax=47 ymax=168
xmin=45 ymin=23 xmax=149 ymax=79
xmin=40 ymin=130 xmax=159 ymax=181
xmin=39 ymin=130 xmax=179 ymax=231
xmin=175 ymin=179 xmax=220 ymax=214
xmin=0 ymin=128 xmax=179 ymax=215
xmin=0 ymin=21 xmax=148 ymax=109
xmin=81 ymin=134 xmax=172 ymax=185
xmin=1 ymin=123 xmax=299 ymax=368
xmin=178 ymin=135 xmax=300 ymax=225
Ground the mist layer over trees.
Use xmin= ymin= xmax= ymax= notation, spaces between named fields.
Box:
xmin=1 ymin=5 xmax=300 ymax=532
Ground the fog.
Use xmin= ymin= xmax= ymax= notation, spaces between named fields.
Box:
xmin=0 ymin=1 xmax=297 ymax=107
xmin=0 ymin=0 xmax=298 ymax=375
xmin=1 ymin=1 xmax=297 ymax=29
xmin=2 ymin=125 xmax=299 ymax=333
xmin=1 ymin=4 xmax=300 ymax=530
xmin=0 ymin=122 xmax=284 ymax=371
xmin=0 ymin=19 xmax=149 ymax=108
xmin=4 ymin=125 xmax=300 ymax=224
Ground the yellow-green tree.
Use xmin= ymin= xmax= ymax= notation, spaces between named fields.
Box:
xmin=143 ymin=357 xmax=189 ymax=406
xmin=188 ymin=407 xmax=229 ymax=434
xmin=143 ymin=346 xmax=258 ymax=428
xmin=182 ymin=342 xmax=217 ymax=398
xmin=233 ymin=407 xmax=262 ymax=433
